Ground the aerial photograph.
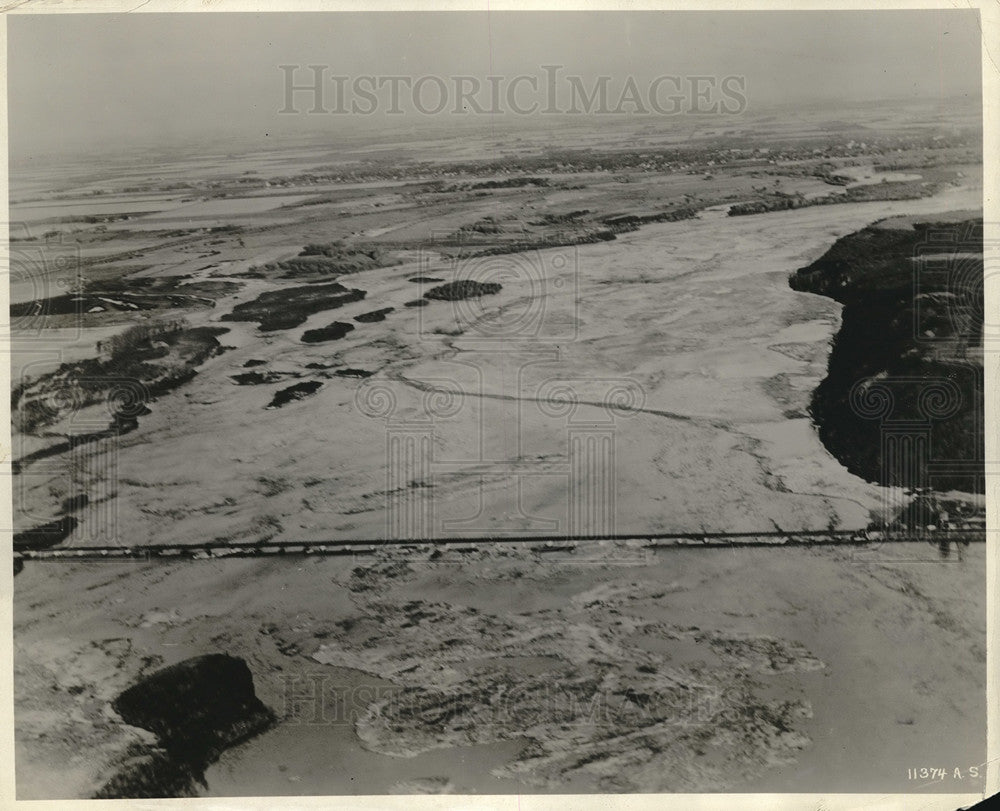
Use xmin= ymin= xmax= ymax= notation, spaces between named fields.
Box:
xmin=3 ymin=7 xmax=990 ymax=803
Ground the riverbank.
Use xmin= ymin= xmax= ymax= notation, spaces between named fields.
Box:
xmin=789 ymin=214 xmax=983 ymax=495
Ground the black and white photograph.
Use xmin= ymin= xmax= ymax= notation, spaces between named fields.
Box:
xmin=2 ymin=3 xmax=995 ymax=805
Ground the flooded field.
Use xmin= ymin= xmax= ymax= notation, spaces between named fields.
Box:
xmin=8 ymin=101 xmax=986 ymax=800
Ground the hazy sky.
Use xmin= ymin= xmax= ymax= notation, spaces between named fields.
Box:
xmin=7 ymin=10 xmax=983 ymax=160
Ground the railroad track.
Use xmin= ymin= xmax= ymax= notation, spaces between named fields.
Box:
xmin=13 ymin=529 xmax=986 ymax=563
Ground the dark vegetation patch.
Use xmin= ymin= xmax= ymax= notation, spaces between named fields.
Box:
xmin=94 ymin=655 xmax=274 ymax=799
xmin=61 ymin=493 xmax=89 ymax=513
xmin=11 ymin=293 xmax=143 ymax=318
xmin=243 ymin=359 xmax=267 ymax=367
xmin=404 ymin=299 xmax=428 ymax=308
xmin=469 ymin=177 xmax=550 ymax=190
xmin=528 ymin=209 xmax=591 ymax=225
xmin=601 ymin=206 xmax=700 ymax=232
xmin=300 ymin=242 xmax=380 ymax=259
xmin=424 ymin=204 xmax=700 ymax=262
xmin=13 ymin=516 xmax=78 ymax=552
xmin=221 ymin=283 xmax=366 ymax=331
xmin=222 ymin=268 xmax=267 ymax=280
xmin=461 ymin=230 xmax=617 ymax=257
xmin=231 ymin=371 xmax=285 ymax=385
xmin=266 ymin=380 xmax=323 ymax=409
xmin=12 ymin=321 xmax=228 ymax=439
xmin=241 ymin=134 xmax=977 ymax=188
xmin=10 ymin=275 xmax=239 ymax=328
xmin=429 ymin=176 xmax=551 ymax=193
xmin=99 ymin=275 xmax=240 ymax=299
xmin=424 ymin=280 xmax=503 ymax=301
xmin=437 ymin=197 xmax=691 ymax=254
xmin=249 ymin=242 xmax=397 ymax=279
xmin=730 ymin=180 xmax=936 ymax=216
xmin=459 ymin=217 xmax=505 ymax=235
xmin=874 ymin=209 xmax=981 ymax=231
xmin=44 ymin=211 xmax=165 ymax=225
xmin=334 ymin=368 xmax=374 ymax=378
xmin=790 ymin=218 xmax=983 ymax=492
xmin=354 ymin=307 xmax=395 ymax=323
xmin=301 ymin=321 xmax=355 ymax=343
xmin=408 ymin=277 xmax=445 ymax=283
